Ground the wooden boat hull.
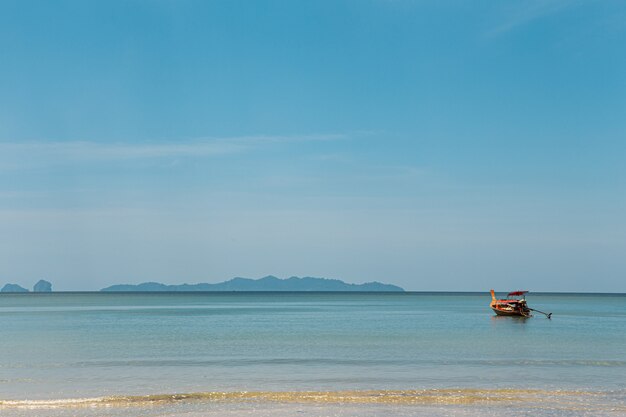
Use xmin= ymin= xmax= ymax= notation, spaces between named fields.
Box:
xmin=491 ymin=307 xmax=530 ymax=317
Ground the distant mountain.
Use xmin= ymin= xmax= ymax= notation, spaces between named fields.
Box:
xmin=101 ymin=276 xmax=404 ymax=292
xmin=1 ymin=283 xmax=29 ymax=293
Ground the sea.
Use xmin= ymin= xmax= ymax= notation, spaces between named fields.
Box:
xmin=1 ymin=292 xmax=625 ymax=416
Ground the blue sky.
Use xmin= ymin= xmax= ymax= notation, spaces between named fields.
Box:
xmin=1 ymin=0 xmax=625 ymax=291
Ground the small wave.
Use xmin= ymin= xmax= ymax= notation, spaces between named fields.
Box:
xmin=1 ymin=389 xmax=621 ymax=410
xmin=458 ymin=359 xmax=626 ymax=367
xmin=65 ymin=358 xmax=626 ymax=368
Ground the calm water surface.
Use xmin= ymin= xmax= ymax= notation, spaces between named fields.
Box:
xmin=1 ymin=292 xmax=624 ymax=415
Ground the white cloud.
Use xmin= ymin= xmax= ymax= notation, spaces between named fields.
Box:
xmin=0 ymin=133 xmax=346 ymax=168
xmin=486 ymin=0 xmax=575 ymax=37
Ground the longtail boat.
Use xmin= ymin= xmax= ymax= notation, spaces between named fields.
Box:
xmin=490 ymin=289 xmax=532 ymax=317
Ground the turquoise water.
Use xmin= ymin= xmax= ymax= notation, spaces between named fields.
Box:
xmin=1 ymin=292 xmax=625 ymax=415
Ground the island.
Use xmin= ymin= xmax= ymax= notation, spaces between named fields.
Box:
xmin=33 ymin=279 xmax=53 ymax=292
xmin=101 ymin=275 xmax=404 ymax=292
xmin=1 ymin=283 xmax=30 ymax=293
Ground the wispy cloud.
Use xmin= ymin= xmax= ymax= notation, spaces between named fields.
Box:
xmin=0 ymin=133 xmax=346 ymax=169
xmin=486 ymin=0 xmax=576 ymax=37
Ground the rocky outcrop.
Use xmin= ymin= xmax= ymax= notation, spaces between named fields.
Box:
xmin=33 ymin=279 xmax=53 ymax=292
xmin=1 ymin=283 xmax=29 ymax=293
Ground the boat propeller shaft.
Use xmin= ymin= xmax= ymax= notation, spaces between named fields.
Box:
xmin=529 ymin=308 xmax=552 ymax=319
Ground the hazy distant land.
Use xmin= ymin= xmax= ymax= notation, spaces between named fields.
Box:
xmin=1 ymin=280 xmax=52 ymax=293
xmin=101 ymin=275 xmax=404 ymax=292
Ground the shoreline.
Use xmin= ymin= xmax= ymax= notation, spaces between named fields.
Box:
xmin=2 ymin=388 xmax=624 ymax=409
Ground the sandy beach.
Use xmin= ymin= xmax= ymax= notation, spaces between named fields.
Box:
xmin=2 ymin=389 xmax=626 ymax=417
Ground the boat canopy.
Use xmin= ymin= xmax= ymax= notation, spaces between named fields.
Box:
xmin=507 ymin=291 xmax=528 ymax=296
